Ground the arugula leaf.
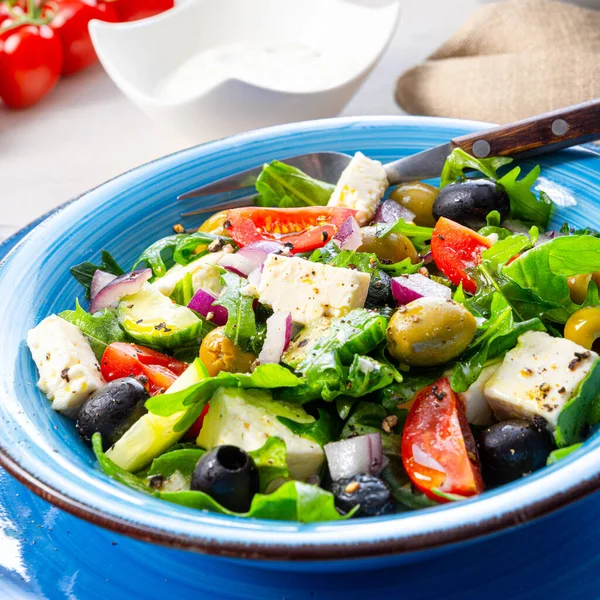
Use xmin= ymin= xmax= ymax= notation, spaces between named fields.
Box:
xmin=162 ymin=480 xmax=351 ymax=522
xmin=278 ymin=408 xmax=341 ymax=447
xmin=341 ymin=402 xmax=402 ymax=455
xmin=344 ymin=355 xmax=395 ymax=398
xmin=173 ymin=232 xmax=228 ymax=265
xmin=70 ymin=251 xmax=124 ymax=298
xmin=214 ymin=270 xmax=257 ymax=350
xmin=94 ymin=433 xmax=349 ymax=522
xmin=336 ymin=396 xmax=359 ymax=420
xmin=170 ymin=272 xmax=194 ymax=306
xmin=248 ymin=437 xmax=290 ymax=492
xmin=375 ymin=218 xmax=434 ymax=250
xmin=547 ymin=443 xmax=583 ymax=466
xmin=480 ymin=232 xmax=534 ymax=273
xmin=501 ymin=236 xmax=600 ymax=323
xmin=451 ymin=293 xmax=545 ymax=392
xmin=560 ymin=222 xmax=600 ymax=237
xmin=60 ymin=299 xmax=128 ymax=359
xmin=439 ymin=148 xmax=551 ymax=228
xmin=148 ymin=448 xmax=205 ymax=481
xmin=145 ymin=364 xmax=302 ymax=418
xmin=555 ymin=359 xmax=600 ymax=447
xmin=377 ymin=369 xmax=442 ymax=409
xmin=440 ymin=148 xmax=512 ymax=187
xmin=255 ymin=160 xmax=334 ymax=208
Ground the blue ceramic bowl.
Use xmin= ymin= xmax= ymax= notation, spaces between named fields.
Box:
xmin=2 ymin=116 xmax=600 ymax=566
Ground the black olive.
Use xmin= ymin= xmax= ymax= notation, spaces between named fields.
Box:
xmin=478 ymin=419 xmax=554 ymax=487
xmin=365 ymin=270 xmax=393 ymax=309
xmin=329 ymin=473 xmax=395 ymax=518
xmin=191 ymin=445 xmax=259 ymax=513
xmin=432 ymin=179 xmax=510 ymax=229
xmin=76 ymin=377 xmax=148 ymax=450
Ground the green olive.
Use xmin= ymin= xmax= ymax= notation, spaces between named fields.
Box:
xmin=386 ymin=297 xmax=477 ymax=366
xmin=389 ymin=182 xmax=438 ymax=227
xmin=358 ymin=226 xmax=419 ymax=264
xmin=200 ymin=326 xmax=256 ymax=376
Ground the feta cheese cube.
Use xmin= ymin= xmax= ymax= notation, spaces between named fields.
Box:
xmin=327 ymin=152 xmax=388 ymax=225
xmin=257 ymin=254 xmax=370 ymax=325
xmin=152 ymin=248 xmax=232 ymax=297
xmin=484 ymin=331 xmax=598 ymax=431
xmin=27 ymin=315 xmax=106 ymax=417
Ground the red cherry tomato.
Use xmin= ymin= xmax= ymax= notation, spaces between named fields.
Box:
xmin=226 ymin=206 xmax=357 ymax=254
xmin=0 ymin=22 xmax=63 ymax=108
xmin=114 ymin=0 xmax=173 ymax=22
xmin=430 ymin=217 xmax=492 ymax=294
xmin=49 ymin=0 xmax=118 ymax=76
xmin=101 ymin=342 xmax=187 ymax=396
xmin=402 ymin=377 xmax=484 ymax=503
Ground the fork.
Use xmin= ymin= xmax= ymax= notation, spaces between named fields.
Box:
xmin=178 ymin=99 xmax=600 ymax=218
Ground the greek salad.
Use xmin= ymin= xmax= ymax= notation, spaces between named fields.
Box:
xmin=26 ymin=148 xmax=600 ymax=522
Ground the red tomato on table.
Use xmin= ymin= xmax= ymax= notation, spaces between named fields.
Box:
xmin=101 ymin=342 xmax=187 ymax=396
xmin=430 ymin=217 xmax=492 ymax=294
xmin=226 ymin=206 xmax=357 ymax=254
xmin=0 ymin=23 xmax=63 ymax=108
xmin=115 ymin=0 xmax=174 ymax=22
xmin=402 ymin=377 xmax=484 ymax=502
xmin=49 ymin=0 xmax=118 ymax=75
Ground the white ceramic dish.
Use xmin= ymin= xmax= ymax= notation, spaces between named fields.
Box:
xmin=89 ymin=0 xmax=400 ymax=143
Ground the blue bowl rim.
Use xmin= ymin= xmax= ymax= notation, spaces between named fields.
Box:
xmin=2 ymin=115 xmax=600 ymax=561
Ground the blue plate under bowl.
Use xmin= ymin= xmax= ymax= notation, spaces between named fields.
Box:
xmin=2 ymin=116 xmax=600 ymax=568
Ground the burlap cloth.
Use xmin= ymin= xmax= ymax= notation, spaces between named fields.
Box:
xmin=395 ymin=0 xmax=600 ymax=123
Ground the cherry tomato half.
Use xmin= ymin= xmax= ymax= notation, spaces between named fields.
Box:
xmin=430 ymin=217 xmax=492 ymax=294
xmin=101 ymin=342 xmax=187 ymax=396
xmin=49 ymin=0 xmax=118 ymax=76
xmin=402 ymin=377 xmax=484 ymax=502
xmin=0 ymin=22 xmax=63 ymax=108
xmin=225 ymin=206 xmax=357 ymax=254
xmin=114 ymin=0 xmax=174 ymax=22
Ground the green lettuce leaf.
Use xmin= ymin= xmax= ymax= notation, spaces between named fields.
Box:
xmin=248 ymin=437 xmax=290 ymax=492
xmin=214 ymin=270 xmax=257 ymax=351
xmin=556 ymin=359 xmax=600 ymax=447
xmin=375 ymin=218 xmax=434 ymax=250
xmin=480 ymin=230 xmax=536 ymax=273
xmin=440 ymin=148 xmax=513 ymax=187
xmin=255 ymin=160 xmax=335 ymax=208
xmin=547 ymin=443 xmax=583 ymax=466
xmin=70 ymin=250 xmax=124 ymax=298
xmin=60 ymin=299 xmax=128 ymax=360
xmin=451 ymin=293 xmax=545 ymax=392
xmin=148 ymin=448 xmax=205 ymax=481
xmin=501 ymin=236 xmax=600 ymax=323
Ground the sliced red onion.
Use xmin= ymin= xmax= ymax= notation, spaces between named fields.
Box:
xmin=333 ymin=217 xmax=362 ymax=251
xmin=324 ymin=433 xmax=384 ymax=482
xmin=372 ymin=199 xmax=415 ymax=224
xmin=258 ymin=311 xmax=292 ymax=364
xmin=421 ymin=250 xmax=433 ymax=264
xmin=219 ymin=241 xmax=285 ymax=277
xmin=187 ymin=288 xmax=228 ymax=326
xmin=90 ymin=269 xmax=152 ymax=314
xmin=412 ymin=444 xmax=445 ymax=473
xmin=391 ymin=274 xmax=451 ymax=305
xmin=90 ymin=270 xmax=117 ymax=303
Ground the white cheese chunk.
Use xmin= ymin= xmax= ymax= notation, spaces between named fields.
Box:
xmin=452 ymin=364 xmax=499 ymax=426
xmin=327 ymin=152 xmax=388 ymax=225
xmin=27 ymin=315 xmax=106 ymax=417
xmin=151 ymin=248 xmax=232 ymax=297
xmin=484 ymin=331 xmax=598 ymax=431
xmin=257 ymin=254 xmax=370 ymax=325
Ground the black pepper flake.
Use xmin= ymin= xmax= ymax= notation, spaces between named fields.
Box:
xmin=148 ymin=475 xmax=164 ymax=489
xmin=321 ymin=231 xmax=329 ymax=242
xmin=45 ymin=353 xmax=51 ymax=361
xmin=208 ymin=238 xmax=224 ymax=252
xmin=558 ymin=386 xmax=566 ymax=394
xmin=284 ymin=242 xmax=294 ymax=250
xmin=136 ymin=375 xmax=148 ymax=385
xmin=60 ymin=368 xmax=70 ymax=383
xmin=135 ymin=319 xmax=144 ymax=324
xmin=437 ymin=234 xmax=445 ymax=241
xmin=154 ymin=322 xmax=172 ymax=332
xmin=298 ymin=339 xmax=308 ymax=348
xmin=431 ymin=385 xmax=446 ymax=401
xmin=223 ymin=219 xmax=232 ymax=230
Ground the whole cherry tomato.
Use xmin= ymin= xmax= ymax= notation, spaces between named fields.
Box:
xmin=115 ymin=0 xmax=174 ymax=22
xmin=49 ymin=0 xmax=118 ymax=76
xmin=0 ymin=22 xmax=63 ymax=108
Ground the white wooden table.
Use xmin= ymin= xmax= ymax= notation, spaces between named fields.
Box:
xmin=0 ymin=0 xmax=480 ymax=232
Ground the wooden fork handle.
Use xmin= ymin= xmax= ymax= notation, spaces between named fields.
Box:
xmin=451 ymin=99 xmax=600 ymax=160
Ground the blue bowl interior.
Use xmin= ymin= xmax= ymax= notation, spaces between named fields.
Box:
xmin=2 ymin=116 xmax=600 ymax=557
